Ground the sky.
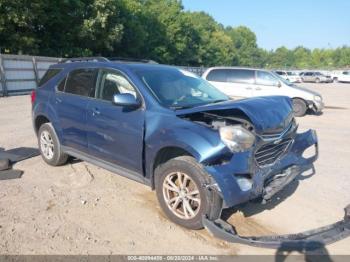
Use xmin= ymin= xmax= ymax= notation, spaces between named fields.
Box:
xmin=181 ymin=0 xmax=350 ymax=50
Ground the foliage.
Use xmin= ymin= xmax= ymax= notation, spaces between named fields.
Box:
xmin=0 ymin=0 xmax=349 ymax=68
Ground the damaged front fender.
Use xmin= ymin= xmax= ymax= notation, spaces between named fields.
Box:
xmin=203 ymin=205 xmax=350 ymax=248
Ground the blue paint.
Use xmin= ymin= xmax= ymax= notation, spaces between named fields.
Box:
xmin=32 ymin=62 xmax=318 ymax=208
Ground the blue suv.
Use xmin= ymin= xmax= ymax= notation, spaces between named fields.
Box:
xmin=32 ymin=57 xmax=318 ymax=232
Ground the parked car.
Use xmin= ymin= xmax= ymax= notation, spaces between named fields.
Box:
xmin=274 ymin=70 xmax=302 ymax=83
xmin=331 ymin=70 xmax=350 ymax=83
xmin=301 ymin=71 xmax=332 ymax=83
xmin=202 ymin=67 xmax=324 ymax=117
xmin=32 ymin=58 xmax=319 ymax=232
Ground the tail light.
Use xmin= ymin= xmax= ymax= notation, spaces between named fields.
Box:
xmin=31 ymin=90 xmax=36 ymax=104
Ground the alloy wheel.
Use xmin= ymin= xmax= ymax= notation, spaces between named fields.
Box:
xmin=162 ymin=172 xmax=201 ymax=220
xmin=40 ymin=130 xmax=54 ymax=160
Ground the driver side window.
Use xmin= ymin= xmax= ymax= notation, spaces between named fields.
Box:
xmin=256 ymin=71 xmax=279 ymax=86
xmin=96 ymin=70 xmax=137 ymax=101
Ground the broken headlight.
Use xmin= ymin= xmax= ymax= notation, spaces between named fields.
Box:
xmin=219 ymin=125 xmax=255 ymax=152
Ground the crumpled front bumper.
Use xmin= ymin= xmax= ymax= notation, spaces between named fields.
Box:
xmin=204 ymin=129 xmax=318 ymax=208
xmin=203 ymin=205 xmax=350 ymax=249
xmin=309 ymin=100 xmax=325 ymax=113
xmin=203 ymin=129 xmax=350 ymax=248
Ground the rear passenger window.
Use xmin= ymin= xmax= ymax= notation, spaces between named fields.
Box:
xmin=39 ymin=69 xmax=62 ymax=87
xmin=206 ymin=70 xmax=227 ymax=82
xmin=65 ymin=69 xmax=98 ymax=97
xmin=226 ymin=69 xmax=255 ymax=84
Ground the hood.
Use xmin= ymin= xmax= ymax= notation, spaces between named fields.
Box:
xmin=291 ymin=85 xmax=321 ymax=97
xmin=176 ymin=96 xmax=293 ymax=133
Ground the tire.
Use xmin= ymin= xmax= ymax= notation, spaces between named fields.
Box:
xmin=315 ymin=78 xmax=320 ymax=83
xmin=38 ymin=123 xmax=68 ymax=166
xmin=292 ymin=98 xmax=307 ymax=117
xmin=333 ymin=77 xmax=338 ymax=83
xmin=155 ymin=156 xmax=222 ymax=230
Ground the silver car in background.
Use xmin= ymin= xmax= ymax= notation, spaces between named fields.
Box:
xmin=301 ymin=71 xmax=332 ymax=83
xmin=275 ymin=70 xmax=302 ymax=83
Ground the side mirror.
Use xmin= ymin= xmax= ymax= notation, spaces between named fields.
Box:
xmin=112 ymin=93 xmax=140 ymax=108
xmin=276 ymin=81 xmax=282 ymax=88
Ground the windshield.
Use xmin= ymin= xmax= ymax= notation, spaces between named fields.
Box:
xmin=271 ymin=71 xmax=294 ymax=86
xmin=134 ymin=67 xmax=229 ymax=109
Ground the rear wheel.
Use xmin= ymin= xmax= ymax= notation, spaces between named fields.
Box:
xmin=155 ymin=156 xmax=222 ymax=229
xmin=315 ymin=78 xmax=320 ymax=83
xmin=333 ymin=77 xmax=339 ymax=83
xmin=38 ymin=123 xmax=68 ymax=166
xmin=292 ymin=98 xmax=307 ymax=117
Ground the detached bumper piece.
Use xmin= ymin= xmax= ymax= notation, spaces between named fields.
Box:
xmin=203 ymin=205 xmax=350 ymax=249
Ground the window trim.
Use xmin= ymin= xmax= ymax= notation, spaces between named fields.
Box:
xmin=54 ymin=66 xmax=146 ymax=109
xmin=57 ymin=68 xmax=99 ymax=99
xmin=55 ymin=75 xmax=68 ymax=93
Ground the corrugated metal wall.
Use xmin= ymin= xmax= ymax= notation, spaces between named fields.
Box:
xmin=0 ymin=54 xmax=60 ymax=96
xmin=0 ymin=54 xmax=206 ymax=96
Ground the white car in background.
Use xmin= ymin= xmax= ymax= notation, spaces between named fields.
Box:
xmin=275 ymin=70 xmax=302 ymax=83
xmin=202 ymin=67 xmax=324 ymax=117
xmin=331 ymin=71 xmax=350 ymax=83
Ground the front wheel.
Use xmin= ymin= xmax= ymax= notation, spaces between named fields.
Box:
xmin=292 ymin=98 xmax=307 ymax=117
xmin=315 ymin=78 xmax=320 ymax=83
xmin=333 ymin=77 xmax=339 ymax=83
xmin=155 ymin=156 xmax=222 ymax=229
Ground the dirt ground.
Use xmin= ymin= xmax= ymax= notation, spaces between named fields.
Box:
xmin=0 ymin=83 xmax=349 ymax=255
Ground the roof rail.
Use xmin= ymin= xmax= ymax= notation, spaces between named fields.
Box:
xmin=109 ymin=57 xmax=158 ymax=64
xmin=59 ymin=57 xmax=110 ymax=63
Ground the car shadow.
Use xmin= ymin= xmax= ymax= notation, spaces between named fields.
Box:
xmin=305 ymin=110 xmax=324 ymax=117
xmin=222 ymin=166 xmax=316 ymax=220
xmin=67 ymin=156 xmax=82 ymax=164
xmin=275 ymin=241 xmax=332 ymax=262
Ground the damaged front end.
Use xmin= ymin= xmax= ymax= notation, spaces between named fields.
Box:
xmin=176 ymin=96 xmax=350 ymax=248
xmin=179 ymin=107 xmax=318 ymax=208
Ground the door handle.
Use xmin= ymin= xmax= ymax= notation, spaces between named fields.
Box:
xmin=55 ymin=97 xmax=62 ymax=103
xmin=245 ymin=87 xmax=252 ymax=90
xmin=92 ymin=108 xmax=101 ymax=116
xmin=255 ymin=87 xmax=262 ymax=90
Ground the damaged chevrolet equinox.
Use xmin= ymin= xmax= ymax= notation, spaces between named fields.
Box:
xmin=32 ymin=58 xmax=350 ymax=247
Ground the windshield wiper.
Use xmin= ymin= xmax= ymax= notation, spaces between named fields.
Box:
xmin=170 ymin=100 xmax=228 ymax=110
xmin=169 ymin=105 xmax=196 ymax=110
xmin=206 ymin=99 xmax=228 ymax=104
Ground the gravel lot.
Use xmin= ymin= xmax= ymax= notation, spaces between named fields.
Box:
xmin=0 ymin=83 xmax=349 ymax=255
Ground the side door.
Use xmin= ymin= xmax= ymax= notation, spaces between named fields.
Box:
xmin=226 ymin=69 xmax=255 ymax=98
xmin=55 ymin=68 xmax=98 ymax=153
xmin=303 ymin=72 xmax=310 ymax=82
xmin=252 ymin=70 xmax=283 ymax=97
xmin=86 ymin=68 xmax=145 ymax=175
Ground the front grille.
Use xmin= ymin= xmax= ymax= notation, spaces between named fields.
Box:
xmin=255 ymin=138 xmax=293 ymax=167
xmin=260 ymin=118 xmax=296 ymax=140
